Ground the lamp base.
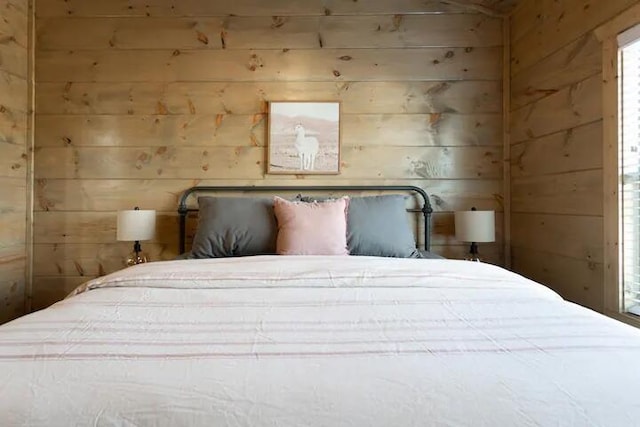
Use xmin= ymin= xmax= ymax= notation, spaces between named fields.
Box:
xmin=125 ymin=241 xmax=149 ymax=266
xmin=126 ymin=251 xmax=148 ymax=266
xmin=464 ymin=242 xmax=482 ymax=262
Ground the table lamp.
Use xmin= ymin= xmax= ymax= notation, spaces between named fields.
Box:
xmin=117 ymin=207 xmax=156 ymax=266
xmin=454 ymin=207 xmax=495 ymax=262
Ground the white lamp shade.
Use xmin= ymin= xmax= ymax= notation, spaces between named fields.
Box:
xmin=117 ymin=209 xmax=156 ymax=241
xmin=454 ymin=210 xmax=495 ymax=243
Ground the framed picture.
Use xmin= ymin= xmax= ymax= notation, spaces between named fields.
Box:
xmin=267 ymin=101 xmax=341 ymax=174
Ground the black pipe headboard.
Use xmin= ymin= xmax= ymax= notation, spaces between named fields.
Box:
xmin=177 ymin=185 xmax=433 ymax=254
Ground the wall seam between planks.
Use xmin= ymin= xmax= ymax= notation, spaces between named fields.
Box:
xmin=503 ymin=15 xmax=511 ymax=269
xmin=24 ymin=0 xmax=36 ymax=314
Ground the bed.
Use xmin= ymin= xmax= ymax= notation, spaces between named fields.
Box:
xmin=1 ymin=186 xmax=640 ymax=426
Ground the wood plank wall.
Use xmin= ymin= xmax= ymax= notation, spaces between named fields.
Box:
xmin=33 ymin=0 xmax=505 ymax=309
xmin=509 ymin=0 xmax=639 ymax=312
xmin=0 ymin=0 xmax=29 ymax=323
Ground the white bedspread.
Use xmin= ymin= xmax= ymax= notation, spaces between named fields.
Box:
xmin=1 ymin=256 xmax=640 ymax=426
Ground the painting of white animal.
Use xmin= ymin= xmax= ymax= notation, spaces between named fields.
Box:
xmin=294 ymin=124 xmax=319 ymax=171
xmin=267 ymin=101 xmax=340 ymax=174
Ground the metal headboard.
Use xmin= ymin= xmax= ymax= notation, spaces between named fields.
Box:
xmin=177 ymin=185 xmax=433 ymax=254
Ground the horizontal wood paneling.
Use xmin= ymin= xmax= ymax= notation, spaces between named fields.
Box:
xmin=0 ymin=213 xmax=26 ymax=247
xmin=510 ymin=73 xmax=601 ymax=144
xmin=0 ymin=1 xmax=28 ymax=49
xmin=511 ymin=121 xmax=603 ymax=178
xmin=0 ymin=71 xmax=29 ymax=113
xmin=37 ymin=15 xmax=502 ymax=50
xmin=36 ymin=48 xmax=502 ymax=83
xmin=508 ymin=0 xmax=633 ymax=312
xmin=342 ymin=114 xmax=503 ymax=146
xmin=35 ymin=0 xmax=474 ymax=18
xmin=31 ymin=276 xmax=87 ymax=311
xmin=0 ymin=143 xmax=28 ymax=178
xmin=510 ymin=0 xmax=636 ymax=75
xmin=511 ymin=169 xmax=603 ymax=216
xmin=34 ymin=2 xmax=505 ymax=308
xmin=33 ymin=178 xmax=504 ymax=212
xmin=35 ymin=113 xmax=502 ymax=148
xmin=0 ymin=0 xmax=28 ymax=324
xmin=0 ymin=107 xmax=27 ymax=147
xmin=33 ymin=243 xmax=173 ymax=276
xmin=34 ymin=146 xmax=502 ymax=180
xmin=508 ymin=0 xmax=539 ymax=44
xmin=512 ymin=246 xmax=604 ymax=311
xmin=0 ymin=44 xmax=28 ymax=80
xmin=511 ymin=32 xmax=601 ymax=109
xmin=287 ymin=15 xmax=502 ymax=48
xmin=0 ymin=260 xmax=27 ymax=320
xmin=511 ymin=213 xmax=603 ymax=263
xmin=0 ymin=177 xmax=27 ymax=214
xmin=36 ymin=81 xmax=503 ymax=115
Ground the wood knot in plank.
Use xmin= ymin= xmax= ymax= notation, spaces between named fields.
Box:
xmin=248 ymin=54 xmax=264 ymax=71
xmin=188 ymin=99 xmax=196 ymax=114
xmin=220 ymin=30 xmax=227 ymax=49
xmin=196 ymin=31 xmax=209 ymax=45
xmin=271 ymin=16 xmax=286 ymax=29
xmin=392 ymin=15 xmax=402 ymax=31
xmin=156 ymin=102 xmax=169 ymax=115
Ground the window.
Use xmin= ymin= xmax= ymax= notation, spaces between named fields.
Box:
xmin=619 ymin=25 xmax=640 ymax=316
xmin=599 ymin=7 xmax=640 ymax=325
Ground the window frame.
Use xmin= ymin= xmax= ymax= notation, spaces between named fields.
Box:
xmin=598 ymin=6 xmax=640 ymax=328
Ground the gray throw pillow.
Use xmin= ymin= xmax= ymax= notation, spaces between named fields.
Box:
xmin=347 ymin=195 xmax=420 ymax=258
xmin=190 ymin=197 xmax=277 ymax=258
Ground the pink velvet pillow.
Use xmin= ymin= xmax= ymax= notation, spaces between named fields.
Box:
xmin=273 ymin=196 xmax=349 ymax=255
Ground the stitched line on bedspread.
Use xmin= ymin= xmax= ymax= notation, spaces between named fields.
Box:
xmin=1 ymin=334 xmax=631 ymax=347
xmin=18 ymin=314 xmax=590 ymax=326
xmin=2 ymin=345 xmax=640 ymax=360
xmin=91 ymin=273 xmax=516 ymax=282
xmin=0 ymin=321 xmax=603 ymax=335
xmin=63 ymin=297 xmax=557 ymax=307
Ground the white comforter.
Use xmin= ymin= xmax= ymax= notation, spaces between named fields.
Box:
xmin=1 ymin=256 xmax=640 ymax=426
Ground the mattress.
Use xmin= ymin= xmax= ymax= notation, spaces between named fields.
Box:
xmin=1 ymin=256 xmax=639 ymax=426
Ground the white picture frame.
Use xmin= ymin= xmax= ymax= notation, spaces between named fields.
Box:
xmin=267 ymin=101 xmax=341 ymax=175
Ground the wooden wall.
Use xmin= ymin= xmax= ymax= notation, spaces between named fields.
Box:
xmin=0 ymin=0 xmax=29 ymax=322
xmin=33 ymin=0 xmax=505 ymax=309
xmin=509 ymin=0 xmax=639 ymax=311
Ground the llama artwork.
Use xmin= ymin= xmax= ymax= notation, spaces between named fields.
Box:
xmin=294 ymin=124 xmax=319 ymax=171
xmin=267 ymin=101 xmax=340 ymax=174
